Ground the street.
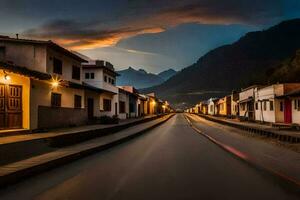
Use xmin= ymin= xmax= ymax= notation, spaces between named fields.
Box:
xmin=0 ymin=114 xmax=299 ymax=200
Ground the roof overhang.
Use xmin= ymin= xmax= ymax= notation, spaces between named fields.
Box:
xmin=0 ymin=61 xmax=52 ymax=80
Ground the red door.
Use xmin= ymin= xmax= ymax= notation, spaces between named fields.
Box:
xmin=284 ymin=99 xmax=292 ymax=124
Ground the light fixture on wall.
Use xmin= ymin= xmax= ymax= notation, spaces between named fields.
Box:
xmin=3 ymin=71 xmax=11 ymax=81
xmin=51 ymin=76 xmax=61 ymax=89
xmin=4 ymin=74 xmax=11 ymax=81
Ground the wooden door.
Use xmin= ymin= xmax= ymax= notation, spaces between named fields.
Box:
xmin=0 ymin=84 xmax=22 ymax=129
xmin=284 ymin=99 xmax=292 ymax=124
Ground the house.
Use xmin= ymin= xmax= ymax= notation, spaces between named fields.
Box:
xmin=0 ymin=36 xmax=88 ymax=130
xmin=119 ymin=86 xmax=139 ymax=118
xmin=281 ymin=89 xmax=300 ymax=125
xmin=82 ymin=60 xmax=119 ymax=118
xmin=207 ymin=98 xmax=219 ymax=115
xmin=238 ymin=85 xmax=261 ymax=121
xmin=217 ymin=95 xmax=231 ymax=116
xmin=193 ymin=104 xmax=199 ymax=114
xmin=231 ymin=91 xmax=239 ymax=117
xmin=161 ymin=101 xmax=171 ymax=114
xmin=198 ymin=101 xmax=208 ymax=114
xmin=255 ymin=83 xmax=300 ymax=124
xmin=147 ymin=93 xmax=158 ymax=115
xmin=137 ymin=94 xmax=148 ymax=117
xmin=118 ymin=87 xmax=130 ymax=120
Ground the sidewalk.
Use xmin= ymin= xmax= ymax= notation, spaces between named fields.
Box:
xmin=0 ymin=115 xmax=162 ymax=166
xmin=197 ymin=114 xmax=300 ymax=143
xmin=186 ymin=114 xmax=300 ymax=187
xmin=0 ymin=114 xmax=174 ymax=187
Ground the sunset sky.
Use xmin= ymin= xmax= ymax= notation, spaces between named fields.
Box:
xmin=1 ymin=0 xmax=300 ymax=73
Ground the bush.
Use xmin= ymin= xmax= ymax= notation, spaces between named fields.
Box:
xmin=99 ymin=115 xmax=120 ymax=124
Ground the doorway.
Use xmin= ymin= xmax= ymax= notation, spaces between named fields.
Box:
xmin=284 ymin=99 xmax=292 ymax=124
xmin=0 ymin=84 xmax=22 ymax=129
xmin=87 ymin=98 xmax=94 ymax=119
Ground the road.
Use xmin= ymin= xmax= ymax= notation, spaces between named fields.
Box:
xmin=0 ymin=114 xmax=299 ymax=200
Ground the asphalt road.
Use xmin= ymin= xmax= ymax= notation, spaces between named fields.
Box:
xmin=0 ymin=114 xmax=299 ymax=200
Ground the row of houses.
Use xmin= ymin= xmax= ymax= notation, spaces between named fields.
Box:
xmin=187 ymin=83 xmax=300 ymax=125
xmin=0 ymin=36 xmax=171 ymax=131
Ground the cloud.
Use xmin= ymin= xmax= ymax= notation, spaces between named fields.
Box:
xmin=24 ymin=19 xmax=164 ymax=49
xmin=23 ymin=0 xmax=282 ymax=50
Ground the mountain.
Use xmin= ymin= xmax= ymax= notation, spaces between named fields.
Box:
xmin=116 ymin=67 xmax=177 ymax=89
xmin=158 ymin=69 xmax=177 ymax=81
xmin=267 ymin=50 xmax=300 ymax=83
xmin=116 ymin=67 xmax=164 ymax=89
xmin=141 ymin=19 xmax=300 ymax=108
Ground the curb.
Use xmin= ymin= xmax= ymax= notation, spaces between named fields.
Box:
xmin=196 ymin=114 xmax=300 ymax=143
xmin=0 ymin=114 xmax=175 ymax=188
xmin=184 ymin=114 xmax=300 ymax=190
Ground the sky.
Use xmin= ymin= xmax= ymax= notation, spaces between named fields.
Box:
xmin=0 ymin=0 xmax=300 ymax=73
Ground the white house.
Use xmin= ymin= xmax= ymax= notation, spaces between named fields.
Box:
xmin=82 ymin=60 xmax=119 ymax=118
xmin=254 ymin=83 xmax=300 ymax=124
xmin=0 ymin=36 xmax=88 ymax=130
xmin=238 ymin=85 xmax=261 ymax=121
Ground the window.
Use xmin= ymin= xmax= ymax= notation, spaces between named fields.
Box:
xmin=111 ymin=79 xmax=115 ymax=85
xmin=0 ymin=46 xmax=5 ymax=61
xmin=90 ymin=73 xmax=95 ymax=79
xmin=104 ymin=76 xmax=107 ymax=82
xmin=108 ymin=77 xmax=111 ymax=83
xmin=85 ymin=73 xmax=90 ymax=79
xmin=294 ymin=99 xmax=300 ymax=111
xmin=53 ymin=58 xmax=62 ymax=74
xmin=255 ymin=102 xmax=258 ymax=110
xmin=263 ymin=101 xmax=267 ymax=111
xmin=280 ymin=102 xmax=284 ymax=112
xmin=74 ymin=95 xmax=82 ymax=108
xmin=72 ymin=65 xmax=81 ymax=80
xmin=51 ymin=93 xmax=61 ymax=107
xmin=103 ymin=99 xmax=111 ymax=111
xmin=270 ymin=101 xmax=274 ymax=111
xmin=119 ymin=101 xmax=126 ymax=113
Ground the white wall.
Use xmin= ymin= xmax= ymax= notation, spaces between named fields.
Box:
xmin=46 ymin=48 xmax=82 ymax=84
xmin=254 ymin=85 xmax=284 ymax=123
xmin=118 ymin=92 xmax=129 ymax=119
xmin=30 ymin=79 xmax=85 ymax=129
xmin=0 ymin=42 xmax=47 ymax=72
xmin=292 ymin=98 xmax=300 ymax=124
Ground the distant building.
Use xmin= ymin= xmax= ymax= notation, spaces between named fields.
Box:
xmin=217 ymin=95 xmax=231 ymax=116
xmin=207 ymin=98 xmax=219 ymax=115
xmin=231 ymin=91 xmax=239 ymax=117
xmin=255 ymin=83 xmax=300 ymax=124
xmin=238 ymin=85 xmax=261 ymax=121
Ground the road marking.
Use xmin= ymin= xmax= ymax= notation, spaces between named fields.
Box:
xmin=183 ymin=114 xmax=300 ymax=188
